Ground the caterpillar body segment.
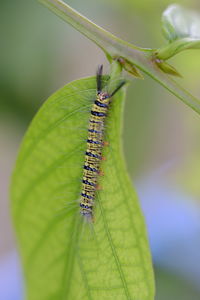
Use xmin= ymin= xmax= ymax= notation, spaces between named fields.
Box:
xmin=80 ymin=65 xmax=126 ymax=221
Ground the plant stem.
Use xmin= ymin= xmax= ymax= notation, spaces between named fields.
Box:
xmin=38 ymin=0 xmax=200 ymax=115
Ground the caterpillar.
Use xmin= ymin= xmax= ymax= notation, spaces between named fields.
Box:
xmin=80 ymin=65 xmax=126 ymax=222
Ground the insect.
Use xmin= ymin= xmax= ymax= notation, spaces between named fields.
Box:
xmin=79 ymin=65 xmax=126 ymax=222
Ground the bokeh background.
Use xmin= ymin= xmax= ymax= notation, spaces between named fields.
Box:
xmin=1 ymin=0 xmax=200 ymax=299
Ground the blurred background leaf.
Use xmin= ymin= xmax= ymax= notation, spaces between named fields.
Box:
xmin=157 ymin=4 xmax=200 ymax=59
xmin=162 ymin=4 xmax=200 ymax=42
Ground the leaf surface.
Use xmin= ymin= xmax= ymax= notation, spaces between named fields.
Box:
xmin=11 ymin=76 xmax=154 ymax=300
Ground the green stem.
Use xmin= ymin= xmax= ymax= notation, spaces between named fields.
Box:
xmin=108 ymin=60 xmax=123 ymax=88
xmin=38 ymin=0 xmax=200 ymax=115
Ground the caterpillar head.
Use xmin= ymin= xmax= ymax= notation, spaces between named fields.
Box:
xmin=98 ymin=92 xmax=110 ymax=103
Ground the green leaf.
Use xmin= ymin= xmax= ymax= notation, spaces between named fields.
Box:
xmin=157 ymin=4 xmax=200 ymax=59
xmin=11 ymin=76 xmax=155 ymax=299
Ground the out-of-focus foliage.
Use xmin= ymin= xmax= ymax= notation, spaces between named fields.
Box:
xmin=162 ymin=4 xmax=200 ymax=42
xmin=173 ymin=152 xmax=200 ymax=197
xmin=1 ymin=0 xmax=200 ymax=299
xmin=0 ymin=0 xmax=67 ymax=124
xmin=155 ymin=267 xmax=200 ymax=300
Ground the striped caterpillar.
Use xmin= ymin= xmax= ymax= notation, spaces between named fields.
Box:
xmin=80 ymin=65 xmax=126 ymax=222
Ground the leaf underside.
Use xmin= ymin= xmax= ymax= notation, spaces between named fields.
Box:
xmin=11 ymin=76 xmax=154 ymax=300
